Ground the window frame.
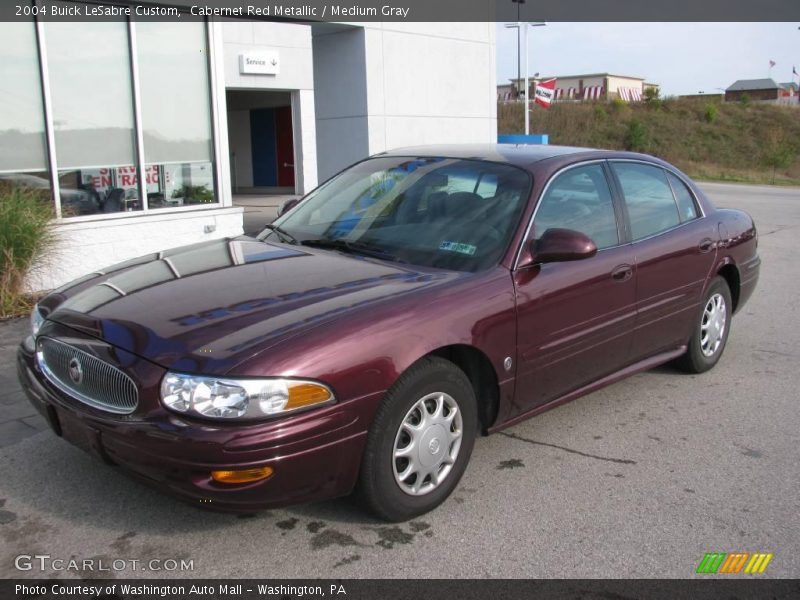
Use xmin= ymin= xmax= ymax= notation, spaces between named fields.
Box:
xmin=512 ymin=159 xmax=625 ymax=270
xmin=607 ymin=158 xmax=706 ymax=244
xmin=25 ymin=4 xmax=225 ymax=223
xmin=664 ymin=169 xmax=702 ymax=224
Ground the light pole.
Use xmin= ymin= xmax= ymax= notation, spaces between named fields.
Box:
xmin=505 ymin=21 xmax=546 ymax=134
xmin=522 ymin=22 xmax=546 ymax=135
xmin=510 ymin=0 xmax=525 ymax=99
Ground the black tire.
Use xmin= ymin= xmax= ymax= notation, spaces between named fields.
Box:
xmin=674 ymin=276 xmax=733 ymax=374
xmin=357 ymin=356 xmax=477 ymax=522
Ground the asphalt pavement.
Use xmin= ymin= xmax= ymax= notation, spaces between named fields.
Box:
xmin=0 ymin=181 xmax=798 ymax=579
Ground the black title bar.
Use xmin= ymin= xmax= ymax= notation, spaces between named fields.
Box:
xmin=3 ymin=579 xmax=800 ymax=600
xmin=3 ymin=0 xmax=800 ymax=22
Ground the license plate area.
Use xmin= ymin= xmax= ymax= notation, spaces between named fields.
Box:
xmin=55 ymin=408 xmax=105 ymax=460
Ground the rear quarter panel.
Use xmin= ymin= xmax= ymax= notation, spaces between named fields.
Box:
xmin=714 ymin=207 xmax=760 ymax=311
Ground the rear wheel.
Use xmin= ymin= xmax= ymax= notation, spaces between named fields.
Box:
xmin=675 ymin=276 xmax=732 ymax=373
xmin=357 ymin=357 xmax=477 ymax=522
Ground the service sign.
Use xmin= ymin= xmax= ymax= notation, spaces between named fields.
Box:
xmin=239 ymin=51 xmax=280 ymax=75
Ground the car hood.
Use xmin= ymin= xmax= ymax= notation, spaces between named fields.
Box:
xmin=43 ymin=237 xmax=457 ymax=373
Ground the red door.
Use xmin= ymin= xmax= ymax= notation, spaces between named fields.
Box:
xmin=275 ymin=106 xmax=295 ymax=188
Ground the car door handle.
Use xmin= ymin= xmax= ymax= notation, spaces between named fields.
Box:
xmin=611 ymin=264 xmax=633 ymax=282
xmin=698 ymin=238 xmax=715 ymax=253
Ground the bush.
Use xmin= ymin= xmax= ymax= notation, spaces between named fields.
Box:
xmin=0 ymin=184 xmax=54 ymax=317
xmin=610 ymin=97 xmax=627 ymax=112
xmin=643 ymin=87 xmax=660 ymax=103
xmin=704 ymin=103 xmax=718 ymax=124
xmin=624 ymin=119 xmax=648 ymax=152
xmin=593 ymin=104 xmax=608 ymax=120
xmin=172 ymin=185 xmax=215 ymax=204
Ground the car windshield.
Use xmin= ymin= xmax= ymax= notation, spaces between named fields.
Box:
xmin=258 ymin=156 xmax=531 ymax=272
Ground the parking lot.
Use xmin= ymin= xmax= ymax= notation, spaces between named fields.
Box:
xmin=0 ymin=181 xmax=798 ymax=579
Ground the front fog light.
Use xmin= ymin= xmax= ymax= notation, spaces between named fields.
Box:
xmin=160 ymin=372 xmax=334 ymax=421
xmin=211 ymin=466 xmax=274 ymax=484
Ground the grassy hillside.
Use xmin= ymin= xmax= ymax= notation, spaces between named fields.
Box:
xmin=498 ymin=98 xmax=800 ymax=185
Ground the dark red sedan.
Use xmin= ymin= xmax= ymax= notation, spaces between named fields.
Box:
xmin=17 ymin=145 xmax=759 ymax=521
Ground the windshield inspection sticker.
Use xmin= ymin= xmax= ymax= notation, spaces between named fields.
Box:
xmin=439 ymin=241 xmax=477 ymax=256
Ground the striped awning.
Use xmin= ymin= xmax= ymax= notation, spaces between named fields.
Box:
xmin=582 ymin=86 xmax=604 ymax=100
xmin=554 ymin=87 xmax=578 ymax=100
xmin=618 ymin=87 xmax=643 ymax=102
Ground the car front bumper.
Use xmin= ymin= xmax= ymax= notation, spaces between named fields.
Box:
xmin=17 ymin=341 xmax=378 ymax=513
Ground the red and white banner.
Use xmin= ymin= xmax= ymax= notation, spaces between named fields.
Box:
xmin=534 ymin=78 xmax=557 ymax=108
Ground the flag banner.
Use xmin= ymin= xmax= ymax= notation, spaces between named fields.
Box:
xmin=534 ymin=78 xmax=557 ymax=108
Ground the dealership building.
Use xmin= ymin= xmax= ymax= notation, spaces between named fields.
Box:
xmin=1 ymin=8 xmax=497 ymax=290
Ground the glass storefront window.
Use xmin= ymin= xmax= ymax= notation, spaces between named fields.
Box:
xmin=135 ymin=21 xmax=217 ymax=209
xmin=45 ymin=5 xmax=139 ymax=216
xmin=3 ymin=9 xmax=218 ymax=220
xmin=0 ymin=18 xmax=52 ymax=208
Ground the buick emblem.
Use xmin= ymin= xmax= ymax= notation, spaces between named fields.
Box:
xmin=68 ymin=357 xmax=84 ymax=385
xmin=428 ymin=438 xmax=441 ymax=454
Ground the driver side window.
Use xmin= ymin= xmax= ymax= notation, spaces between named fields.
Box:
xmin=534 ymin=164 xmax=619 ymax=249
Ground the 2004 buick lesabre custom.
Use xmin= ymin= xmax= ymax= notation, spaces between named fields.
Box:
xmin=17 ymin=145 xmax=760 ymax=521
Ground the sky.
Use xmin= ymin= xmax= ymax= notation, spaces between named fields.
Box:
xmin=496 ymin=23 xmax=800 ymax=95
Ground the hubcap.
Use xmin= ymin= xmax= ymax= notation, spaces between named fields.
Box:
xmin=700 ymin=293 xmax=727 ymax=357
xmin=393 ymin=392 xmax=463 ymax=496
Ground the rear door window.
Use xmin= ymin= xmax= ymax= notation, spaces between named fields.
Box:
xmin=611 ymin=162 xmax=681 ymax=241
xmin=666 ymin=171 xmax=700 ymax=222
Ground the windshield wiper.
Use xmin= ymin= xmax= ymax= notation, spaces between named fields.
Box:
xmin=301 ymin=238 xmax=397 ymax=261
xmin=262 ymin=224 xmax=298 ymax=245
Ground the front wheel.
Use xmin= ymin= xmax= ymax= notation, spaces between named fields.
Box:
xmin=675 ymin=276 xmax=732 ymax=373
xmin=357 ymin=357 xmax=477 ymax=522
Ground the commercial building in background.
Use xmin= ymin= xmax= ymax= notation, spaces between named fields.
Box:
xmin=1 ymin=8 xmax=497 ymax=290
xmin=724 ymin=78 xmax=799 ymax=104
xmin=502 ymin=73 xmax=659 ymax=103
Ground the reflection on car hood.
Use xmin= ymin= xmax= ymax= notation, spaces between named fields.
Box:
xmin=44 ymin=237 xmax=455 ymax=372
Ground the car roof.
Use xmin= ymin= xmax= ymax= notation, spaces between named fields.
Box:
xmin=378 ymin=144 xmax=625 ymax=167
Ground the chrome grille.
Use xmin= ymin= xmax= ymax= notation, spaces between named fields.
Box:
xmin=37 ymin=337 xmax=138 ymax=414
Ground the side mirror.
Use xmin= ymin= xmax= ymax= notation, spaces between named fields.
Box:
xmin=277 ymin=197 xmax=300 ymax=217
xmin=532 ymin=228 xmax=598 ymax=263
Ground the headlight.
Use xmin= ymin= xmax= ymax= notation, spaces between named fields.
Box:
xmin=160 ymin=372 xmax=334 ymax=420
xmin=30 ymin=304 xmax=45 ymax=337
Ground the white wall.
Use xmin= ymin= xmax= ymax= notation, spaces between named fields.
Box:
xmin=606 ymin=76 xmax=645 ymax=94
xmin=312 ymin=22 xmax=497 ymax=181
xmin=26 ymin=208 xmax=244 ymax=292
xmin=312 ymin=27 xmax=370 ymax=183
xmin=363 ymin=22 xmax=497 ymax=151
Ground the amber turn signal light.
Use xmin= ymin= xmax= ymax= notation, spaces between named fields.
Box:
xmin=211 ymin=466 xmax=274 ymax=484
xmin=285 ymin=382 xmax=333 ymax=410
